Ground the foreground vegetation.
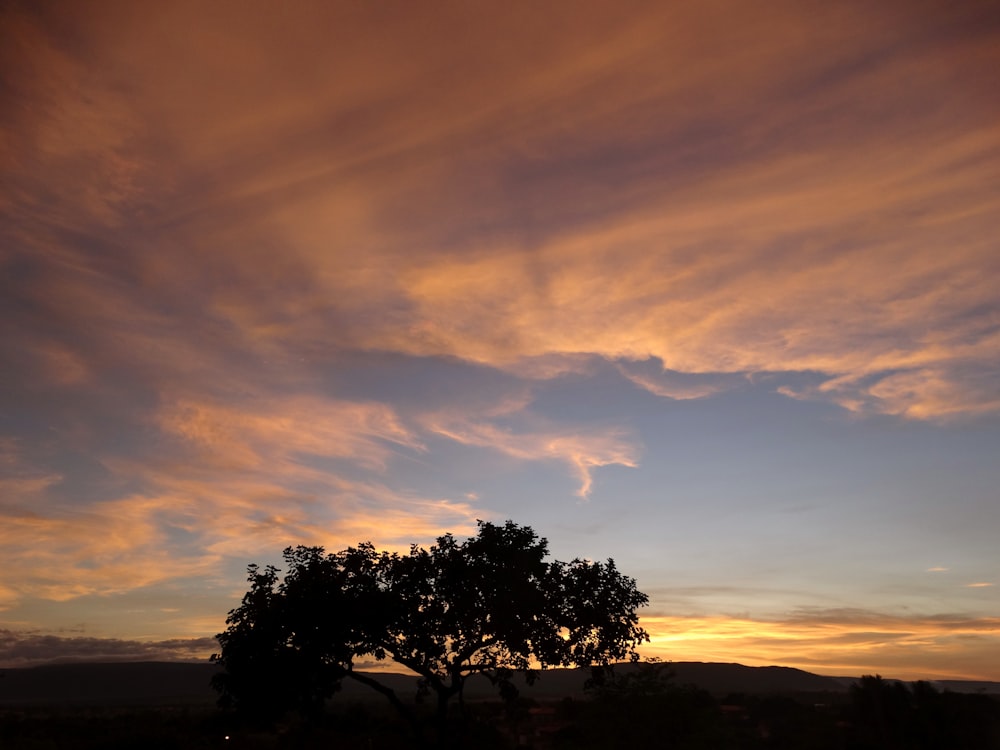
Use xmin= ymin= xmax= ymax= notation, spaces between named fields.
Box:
xmin=3 ymin=672 xmax=999 ymax=750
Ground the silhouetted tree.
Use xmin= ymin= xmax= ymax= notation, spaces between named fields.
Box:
xmin=848 ymin=674 xmax=916 ymax=750
xmin=209 ymin=560 xmax=351 ymax=722
xmin=212 ymin=520 xmax=649 ymax=745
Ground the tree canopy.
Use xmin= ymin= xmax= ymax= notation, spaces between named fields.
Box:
xmin=212 ymin=520 xmax=648 ymax=739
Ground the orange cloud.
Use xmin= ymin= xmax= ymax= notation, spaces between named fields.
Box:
xmin=378 ymin=157 xmax=999 ymax=417
xmin=641 ymin=611 xmax=1000 ymax=681
xmin=0 ymin=584 xmax=18 ymax=612
xmin=0 ymin=499 xmax=217 ymax=602
xmin=423 ymin=413 xmax=638 ymax=498
xmin=161 ymin=472 xmax=482 ymax=559
xmin=616 ymin=361 xmax=735 ymax=401
xmin=0 ymin=391 xmax=483 ymax=605
xmin=0 ymin=465 xmax=483 ymax=606
xmin=0 ymin=6 xmax=147 ymax=228
xmin=157 ymin=396 xmax=422 ymax=471
xmin=5 ymin=1 xmax=998 ymax=422
xmin=187 ymin=122 xmax=998 ymax=420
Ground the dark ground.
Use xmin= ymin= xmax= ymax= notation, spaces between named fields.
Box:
xmin=2 ymin=662 xmax=999 ymax=749
xmin=4 ymin=660 xmax=998 ymax=707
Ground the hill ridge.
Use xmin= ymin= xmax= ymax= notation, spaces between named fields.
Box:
xmin=1 ymin=660 xmax=997 ymax=707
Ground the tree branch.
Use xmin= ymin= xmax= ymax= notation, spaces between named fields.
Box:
xmin=344 ymin=668 xmax=422 ymax=735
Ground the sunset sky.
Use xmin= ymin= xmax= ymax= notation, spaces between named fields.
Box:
xmin=2 ymin=0 xmax=999 ymax=681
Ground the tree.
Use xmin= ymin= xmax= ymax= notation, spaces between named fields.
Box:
xmin=212 ymin=520 xmax=649 ymax=742
xmin=209 ymin=559 xmax=351 ymax=721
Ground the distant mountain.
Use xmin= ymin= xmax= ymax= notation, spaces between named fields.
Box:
xmin=462 ymin=661 xmax=849 ymax=698
xmin=935 ymin=680 xmax=1000 ymax=694
xmin=0 ymin=662 xmax=221 ymax=707
xmin=664 ymin=661 xmax=848 ymax=694
xmin=1 ymin=661 xmax=996 ymax=707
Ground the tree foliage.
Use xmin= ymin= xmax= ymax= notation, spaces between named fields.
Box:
xmin=847 ymin=675 xmax=1000 ymax=750
xmin=212 ymin=520 xmax=648 ymax=737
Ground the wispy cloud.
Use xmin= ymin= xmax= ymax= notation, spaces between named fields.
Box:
xmin=0 ymin=497 xmax=220 ymax=602
xmin=0 ymin=391 xmax=480 ymax=604
xmin=423 ymin=411 xmax=638 ymax=498
xmin=641 ymin=609 xmax=1000 ymax=681
xmin=617 ymin=359 xmax=739 ymax=401
xmin=157 ymin=395 xmax=423 ymax=471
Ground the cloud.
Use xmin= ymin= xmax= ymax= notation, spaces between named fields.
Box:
xmin=0 ymin=5 xmax=149 ymax=229
xmin=0 ymin=471 xmax=483 ymax=604
xmin=616 ymin=359 xmax=739 ymax=400
xmin=0 ymin=585 xmax=18 ymax=613
xmin=41 ymin=493 xmax=470 ymax=606
xmin=422 ymin=411 xmax=639 ymax=498
xmin=0 ymin=497 xmax=220 ymax=602
xmin=0 ymin=390 xmax=482 ymax=603
xmin=381 ymin=170 xmax=999 ymax=418
xmin=4 ymin=0 xmax=999 ymax=427
xmin=0 ymin=630 xmax=216 ymax=668
xmin=641 ymin=609 xmax=1000 ymax=681
xmin=156 ymin=395 xmax=423 ymax=472
xmin=148 ymin=394 xmax=483 ymax=553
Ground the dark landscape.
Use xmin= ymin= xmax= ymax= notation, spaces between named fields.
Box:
xmin=3 ymin=660 xmax=1000 ymax=707
xmin=2 ymin=661 xmax=999 ymax=749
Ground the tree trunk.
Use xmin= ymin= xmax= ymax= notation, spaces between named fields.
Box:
xmin=433 ymin=674 xmax=468 ymax=749
xmin=435 ymin=688 xmax=450 ymax=747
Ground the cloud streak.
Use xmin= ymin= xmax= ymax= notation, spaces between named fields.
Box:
xmin=642 ymin=609 xmax=1000 ymax=681
xmin=423 ymin=411 xmax=638 ymax=498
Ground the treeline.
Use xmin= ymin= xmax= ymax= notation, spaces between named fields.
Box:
xmin=551 ymin=670 xmax=1000 ymax=750
xmin=3 ymin=673 xmax=998 ymax=750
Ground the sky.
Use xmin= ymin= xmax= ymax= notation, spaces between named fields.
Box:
xmin=1 ymin=0 xmax=999 ymax=682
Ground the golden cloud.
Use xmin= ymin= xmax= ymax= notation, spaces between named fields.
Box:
xmin=424 ymin=414 xmax=638 ymax=498
xmin=0 ymin=391 xmax=483 ymax=604
xmin=0 ymin=467 xmax=483 ymax=605
xmin=641 ymin=611 xmax=1000 ymax=681
xmin=157 ymin=396 xmax=423 ymax=471
xmin=0 ymin=500 xmax=217 ymax=602
xmin=4 ymin=0 xmax=998 ymax=422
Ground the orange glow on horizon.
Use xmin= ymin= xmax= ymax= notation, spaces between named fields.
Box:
xmin=639 ymin=614 xmax=1000 ymax=681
